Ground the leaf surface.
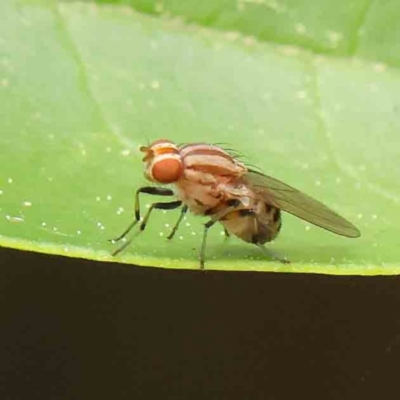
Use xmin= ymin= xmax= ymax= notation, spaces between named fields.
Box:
xmin=0 ymin=0 xmax=399 ymax=274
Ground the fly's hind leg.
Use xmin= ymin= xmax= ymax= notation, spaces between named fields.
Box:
xmin=239 ymin=209 xmax=290 ymax=264
xmin=256 ymin=244 xmax=290 ymax=264
xmin=223 ymin=208 xmax=290 ymax=265
xmin=200 ymin=218 xmax=218 ymax=271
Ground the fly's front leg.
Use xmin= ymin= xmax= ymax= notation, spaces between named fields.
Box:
xmin=139 ymin=200 xmax=182 ymax=231
xmin=112 ymin=199 xmax=182 ymax=256
xmin=110 ymin=186 xmax=174 ymax=243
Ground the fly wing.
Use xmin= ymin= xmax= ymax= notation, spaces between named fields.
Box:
xmin=242 ymin=170 xmax=361 ymax=238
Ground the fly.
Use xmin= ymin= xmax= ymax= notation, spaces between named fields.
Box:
xmin=110 ymin=139 xmax=360 ymax=269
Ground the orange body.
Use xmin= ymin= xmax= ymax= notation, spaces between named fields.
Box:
xmin=140 ymin=139 xmax=282 ymax=244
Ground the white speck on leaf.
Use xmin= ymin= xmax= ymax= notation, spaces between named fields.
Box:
xmin=121 ymin=149 xmax=131 ymax=157
xmin=154 ymin=2 xmax=164 ymax=12
xmin=151 ymin=81 xmax=160 ymax=90
xmin=279 ymin=46 xmax=299 ymax=56
xmin=327 ymin=30 xmax=343 ymax=47
xmin=374 ymin=63 xmax=387 ymax=73
xmin=334 ymin=103 xmax=343 ymax=111
xmin=225 ymin=31 xmax=240 ymax=41
xmin=295 ymin=23 xmax=306 ymax=35
xmin=296 ymin=90 xmax=308 ymax=100
xmin=7 ymin=178 xmax=13 ymax=184
xmin=23 ymin=201 xmax=32 ymax=207
xmin=369 ymin=83 xmax=378 ymax=92
xmin=6 ymin=215 xmax=24 ymax=223
xmin=237 ymin=1 xmax=245 ymax=11
xmin=243 ymin=36 xmax=256 ymax=46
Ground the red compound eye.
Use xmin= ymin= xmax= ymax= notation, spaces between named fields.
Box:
xmin=151 ymin=158 xmax=182 ymax=183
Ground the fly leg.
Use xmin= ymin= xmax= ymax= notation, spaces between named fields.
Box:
xmin=256 ymin=244 xmax=290 ymax=264
xmin=200 ymin=219 xmax=218 ymax=270
xmin=240 ymin=209 xmax=289 ymax=264
xmin=167 ymin=205 xmax=188 ymax=240
xmin=139 ymin=200 xmax=182 ymax=231
xmin=110 ymin=186 xmax=174 ymax=243
xmin=200 ymin=199 xmax=241 ymax=270
xmin=111 ymin=200 xmax=182 ymax=256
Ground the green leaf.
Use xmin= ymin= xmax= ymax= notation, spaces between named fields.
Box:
xmin=1 ymin=0 xmax=399 ymax=274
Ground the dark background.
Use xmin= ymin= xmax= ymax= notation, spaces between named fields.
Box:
xmin=1 ymin=248 xmax=399 ymax=399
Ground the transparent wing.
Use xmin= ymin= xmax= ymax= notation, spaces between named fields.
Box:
xmin=242 ymin=170 xmax=361 ymax=238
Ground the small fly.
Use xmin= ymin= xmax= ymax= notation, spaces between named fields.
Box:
xmin=111 ymin=139 xmax=360 ymax=269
